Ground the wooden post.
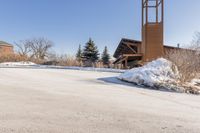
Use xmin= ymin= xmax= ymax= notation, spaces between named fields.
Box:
xmin=125 ymin=57 xmax=128 ymax=69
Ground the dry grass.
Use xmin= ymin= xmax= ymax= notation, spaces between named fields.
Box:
xmin=0 ymin=53 xmax=115 ymax=68
xmin=55 ymin=55 xmax=81 ymax=66
xmin=0 ymin=53 xmax=29 ymax=63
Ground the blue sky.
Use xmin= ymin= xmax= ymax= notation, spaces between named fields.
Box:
xmin=0 ymin=0 xmax=200 ymax=55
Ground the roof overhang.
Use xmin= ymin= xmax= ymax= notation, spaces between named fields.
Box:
xmin=113 ymin=38 xmax=141 ymax=58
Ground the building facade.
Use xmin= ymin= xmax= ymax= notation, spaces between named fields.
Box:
xmin=113 ymin=0 xmax=166 ymax=68
xmin=113 ymin=38 xmax=183 ymax=69
xmin=0 ymin=41 xmax=14 ymax=54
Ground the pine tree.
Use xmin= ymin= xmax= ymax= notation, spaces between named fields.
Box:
xmin=83 ymin=38 xmax=99 ymax=65
xmin=76 ymin=44 xmax=82 ymax=62
xmin=101 ymin=46 xmax=110 ymax=65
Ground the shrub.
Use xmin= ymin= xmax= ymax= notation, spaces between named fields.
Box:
xmin=165 ymin=49 xmax=200 ymax=83
xmin=56 ymin=55 xmax=81 ymax=66
xmin=0 ymin=53 xmax=29 ymax=63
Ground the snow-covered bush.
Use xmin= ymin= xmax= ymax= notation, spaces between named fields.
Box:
xmin=118 ymin=58 xmax=180 ymax=91
xmin=119 ymin=58 xmax=200 ymax=94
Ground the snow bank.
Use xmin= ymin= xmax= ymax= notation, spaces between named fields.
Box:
xmin=0 ymin=61 xmax=36 ymax=66
xmin=118 ymin=58 xmax=180 ymax=90
xmin=185 ymin=79 xmax=200 ymax=94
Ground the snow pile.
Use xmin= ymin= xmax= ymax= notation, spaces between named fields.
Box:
xmin=118 ymin=58 xmax=180 ymax=91
xmin=0 ymin=61 xmax=36 ymax=67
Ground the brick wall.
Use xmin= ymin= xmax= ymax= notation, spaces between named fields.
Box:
xmin=0 ymin=45 xmax=14 ymax=54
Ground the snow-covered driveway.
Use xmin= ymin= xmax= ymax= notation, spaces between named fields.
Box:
xmin=0 ymin=68 xmax=200 ymax=133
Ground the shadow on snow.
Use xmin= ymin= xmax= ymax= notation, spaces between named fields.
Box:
xmin=97 ymin=76 xmax=177 ymax=93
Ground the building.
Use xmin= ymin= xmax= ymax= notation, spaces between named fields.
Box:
xmin=0 ymin=41 xmax=14 ymax=54
xmin=113 ymin=38 xmax=183 ymax=68
xmin=141 ymin=0 xmax=164 ymax=62
xmin=113 ymin=0 xmax=167 ymax=68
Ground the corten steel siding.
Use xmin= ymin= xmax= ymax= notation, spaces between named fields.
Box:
xmin=141 ymin=0 xmax=164 ymax=62
xmin=142 ymin=23 xmax=164 ymax=62
xmin=0 ymin=45 xmax=14 ymax=54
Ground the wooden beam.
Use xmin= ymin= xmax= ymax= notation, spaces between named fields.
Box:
xmin=123 ymin=54 xmax=143 ymax=57
xmin=116 ymin=56 xmax=128 ymax=64
xmin=126 ymin=44 xmax=137 ymax=54
xmin=123 ymin=42 xmax=140 ymax=46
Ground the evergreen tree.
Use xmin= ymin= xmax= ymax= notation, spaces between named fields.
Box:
xmin=76 ymin=44 xmax=82 ymax=62
xmin=101 ymin=46 xmax=110 ymax=65
xmin=83 ymin=38 xmax=99 ymax=64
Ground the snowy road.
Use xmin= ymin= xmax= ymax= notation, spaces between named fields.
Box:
xmin=0 ymin=68 xmax=200 ymax=133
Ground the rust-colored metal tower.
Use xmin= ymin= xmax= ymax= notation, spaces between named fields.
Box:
xmin=142 ymin=0 xmax=164 ymax=62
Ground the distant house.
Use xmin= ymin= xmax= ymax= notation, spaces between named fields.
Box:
xmin=0 ymin=41 xmax=14 ymax=54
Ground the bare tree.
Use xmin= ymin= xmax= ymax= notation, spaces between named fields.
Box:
xmin=25 ymin=38 xmax=53 ymax=60
xmin=191 ymin=32 xmax=200 ymax=51
xmin=15 ymin=37 xmax=53 ymax=62
xmin=15 ymin=40 xmax=31 ymax=57
xmin=165 ymin=32 xmax=200 ymax=83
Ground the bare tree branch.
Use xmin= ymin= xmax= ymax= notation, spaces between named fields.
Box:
xmin=15 ymin=41 xmax=31 ymax=57
xmin=15 ymin=37 xmax=54 ymax=61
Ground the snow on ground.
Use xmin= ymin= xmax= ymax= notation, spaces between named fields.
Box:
xmin=118 ymin=58 xmax=200 ymax=94
xmin=0 ymin=68 xmax=200 ymax=133
xmin=118 ymin=58 xmax=180 ymax=91
xmin=1 ymin=60 xmax=199 ymax=93
xmin=43 ymin=66 xmax=126 ymax=73
xmin=0 ymin=61 xmax=36 ymax=66
xmin=187 ymin=78 xmax=200 ymax=92
xmin=0 ymin=62 xmax=125 ymax=73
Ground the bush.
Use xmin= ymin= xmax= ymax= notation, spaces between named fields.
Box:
xmin=55 ymin=55 xmax=81 ymax=66
xmin=0 ymin=53 xmax=29 ymax=63
xmin=165 ymin=49 xmax=200 ymax=83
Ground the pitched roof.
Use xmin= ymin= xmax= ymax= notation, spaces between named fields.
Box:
xmin=113 ymin=38 xmax=189 ymax=58
xmin=113 ymin=38 xmax=141 ymax=58
xmin=0 ymin=41 xmax=13 ymax=47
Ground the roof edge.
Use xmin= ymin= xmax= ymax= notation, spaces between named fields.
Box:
xmin=0 ymin=41 xmax=13 ymax=47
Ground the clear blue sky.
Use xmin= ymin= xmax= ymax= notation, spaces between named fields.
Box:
xmin=0 ymin=0 xmax=200 ymax=55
